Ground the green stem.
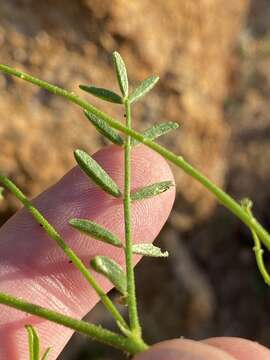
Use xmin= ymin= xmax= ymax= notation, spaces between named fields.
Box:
xmin=123 ymin=99 xmax=141 ymax=335
xmin=0 ymin=172 xmax=128 ymax=330
xmin=243 ymin=203 xmax=270 ymax=285
xmin=0 ymin=292 xmax=148 ymax=354
xmin=1 ymin=65 xmax=270 ymax=250
xmin=252 ymin=229 xmax=270 ymax=285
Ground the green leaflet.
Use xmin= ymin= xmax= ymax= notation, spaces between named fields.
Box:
xmin=128 ymin=76 xmax=159 ymax=104
xmin=84 ymin=110 xmax=123 ymax=146
xmin=112 ymin=52 xmax=128 ymax=98
xmin=132 ymin=244 xmax=169 ymax=257
xmin=69 ymin=218 xmax=122 ymax=247
xmin=25 ymin=325 xmax=51 ymax=360
xmin=131 ymin=180 xmax=174 ymax=201
xmin=74 ymin=149 xmax=121 ymax=198
xmin=131 ymin=121 xmax=179 ymax=146
xmin=25 ymin=325 xmax=40 ymax=360
xmin=91 ymin=256 xmax=127 ymax=296
xmin=79 ymin=85 xmax=123 ymax=104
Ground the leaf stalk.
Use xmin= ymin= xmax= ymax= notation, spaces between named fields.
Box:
xmin=123 ymin=99 xmax=141 ymax=336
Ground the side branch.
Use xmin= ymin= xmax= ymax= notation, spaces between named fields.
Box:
xmin=0 ymin=292 xmax=147 ymax=354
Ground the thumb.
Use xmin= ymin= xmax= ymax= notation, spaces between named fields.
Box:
xmin=135 ymin=338 xmax=270 ymax=360
xmin=134 ymin=339 xmax=237 ymax=360
xmin=0 ymin=145 xmax=175 ymax=359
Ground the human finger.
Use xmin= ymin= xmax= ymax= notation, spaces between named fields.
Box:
xmin=0 ymin=144 xmax=175 ymax=359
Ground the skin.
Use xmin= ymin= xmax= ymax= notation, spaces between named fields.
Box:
xmin=0 ymin=145 xmax=269 ymax=360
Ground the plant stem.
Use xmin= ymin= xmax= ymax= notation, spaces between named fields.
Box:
xmin=0 ymin=292 xmax=148 ymax=354
xmin=123 ymin=99 xmax=141 ymax=335
xmin=0 ymin=172 xmax=128 ymax=330
xmin=1 ymin=65 xmax=270 ymax=251
xmin=243 ymin=205 xmax=270 ymax=285
xmin=252 ymin=228 xmax=270 ymax=285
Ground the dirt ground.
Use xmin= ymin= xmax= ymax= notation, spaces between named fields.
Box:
xmin=1 ymin=1 xmax=270 ymax=359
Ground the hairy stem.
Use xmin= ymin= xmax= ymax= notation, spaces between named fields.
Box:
xmin=0 ymin=172 xmax=128 ymax=330
xmin=1 ymin=66 xmax=270 ymax=253
xmin=124 ymin=99 xmax=141 ymax=335
xmin=0 ymin=292 xmax=148 ymax=354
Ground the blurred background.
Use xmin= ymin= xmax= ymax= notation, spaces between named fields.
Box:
xmin=1 ymin=0 xmax=270 ymax=359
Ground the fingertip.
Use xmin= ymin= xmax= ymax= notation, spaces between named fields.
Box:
xmin=134 ymin=339 xmax=236 ymax=360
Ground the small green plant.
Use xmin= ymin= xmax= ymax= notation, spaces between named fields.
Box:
xmin=0 ymin=52 xmax=270 ymax=358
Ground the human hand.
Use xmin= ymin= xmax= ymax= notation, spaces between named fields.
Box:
xmin=0 ymin=145 xmax=269 ymax=360
xmin=0 ymin=145 xmax=175 ymax=359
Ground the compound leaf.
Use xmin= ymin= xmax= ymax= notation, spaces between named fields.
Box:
xmin=132 ymin=243 xmax=169 ymax=257
xmin=129 ymin=76 xmax=159 ymax=104
xmin=91 ymin=256 xmax=127 ymax=295
xmin=131 ymin=180 xmax=174 ymax=201
xmin=74 ymin=149 xmax=121 ymax=198
xmin=79 ymin=85 xmax=122 ymax=104
xmin=131 ymin=121 xmax=179 ymax=145
xmin=84 ymin=110 xmax=123 ymax=146
xmin=69 ymin=218 xmax=122 ymax=247
xmin=112 ymin=52 xmax=128 ymax=97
